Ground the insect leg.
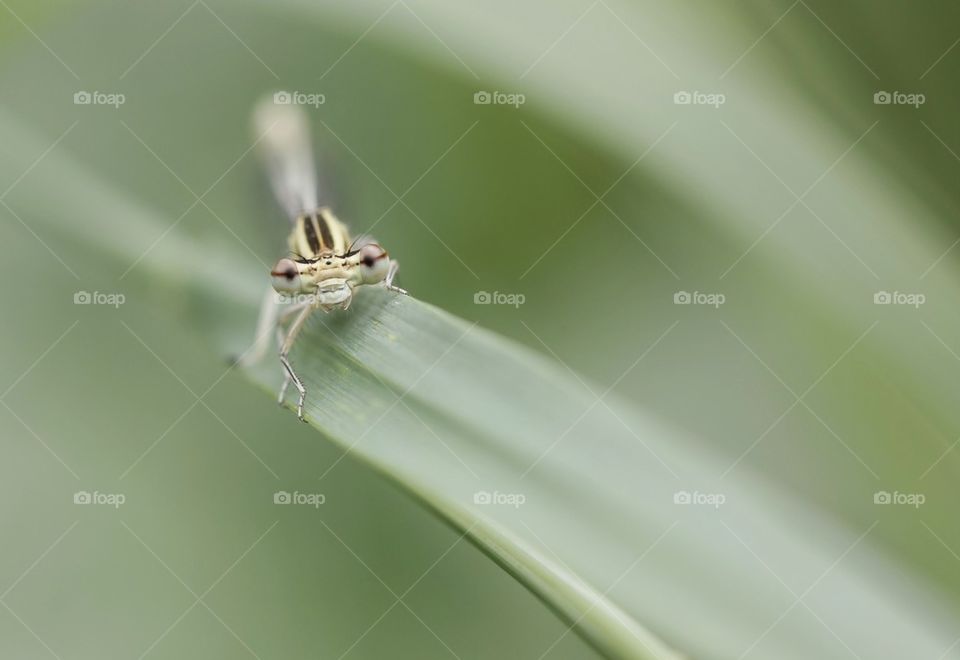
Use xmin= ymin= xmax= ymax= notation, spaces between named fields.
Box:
xmin=278 ymin=300 xmax=311 ymax=323
xmin=240 ymin=292 xmax=309 ymax=405
xmin=239 ymin=288 xmax=281 ymax=367
xmin=276 ymin=326 xmax=291 ymax=405
xmin=276 ymin=301 xmax=313 ymax=406
xmin=384 ymin=260 xmax=407 ymax=295
xmin=279 ymin=305 xmax=314 ymax=421
xmin=278 ymin=302 xmax=311 ymax=407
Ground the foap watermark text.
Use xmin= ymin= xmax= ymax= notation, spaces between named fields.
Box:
xmin=74 ymin=90 xmax=125 ymax=108
xmin=274 ymin=490 xmax=325 ymax=508
xmin=474 ymin=490 xmax=526 ymax=508
xmin=674 ymin=291 xmax=725 ymax=308
xmin=874 ymin=291 xmax=925 ymax=308
xmin=874 ymin=91 xmax=925 ymax=108
xmin=474 ymin=90 xmax=525 ymax=108
xmin=673 ymin=490 xmax=726 ymax=509
xmin=74 ymin=490 xmax=125 ymax=508
xmin=874 ymin=490 xmax=925 ymax=508
xmin=74 ymin=291 xmax=125 ymax=308
xmin=274 ymin=90 xmax=325 ymax=107
xmin=474 ymin=291 xmax=525 ymax=307
xmin=674 ymin=90 xmax=725 ymax=108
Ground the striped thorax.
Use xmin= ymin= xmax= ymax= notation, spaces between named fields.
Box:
xmin=270 ymin=206 xmax=394 ymax=309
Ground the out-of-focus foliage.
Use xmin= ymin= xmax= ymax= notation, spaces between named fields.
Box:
xmin=1 ymin=0 xmax=959 ymax=658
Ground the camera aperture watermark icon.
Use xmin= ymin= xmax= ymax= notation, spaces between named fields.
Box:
xmin=473 ymin=90 xmax=526 ymax=108
xmin=674 ymin=90 xmax=725 ymax=108
xmin=673 ymin=490 xmax=725 ymax=509
xmin=474 ymin=290 xmax=525 ymax=308
xmin=473 ymin=490 xmax=526 ymax=509
xmin=273 ymin=490 xmax=325 ymax=508
xmin=74 ymin=490 xmax=125 ymax=508
xmin=873 ymin=490 xmax=924 ymax=508
xmin=273 ymin=90 xmax=326 ymax=108
xmin=874 ymin=290 xmax=925 ymax=308
xmin=674 ymin=291 xmax=725 ymax=308
xmin=873 ymin=91 xmax=925 ymax=108
xmin=74 ymin=291 xmax=125 ymax=308
xmin=74 ymin=90 xmax=125 ymax=108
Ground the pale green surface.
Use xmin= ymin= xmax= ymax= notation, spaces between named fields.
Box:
xmin=2 ymin=0 xmax=960 ymax=658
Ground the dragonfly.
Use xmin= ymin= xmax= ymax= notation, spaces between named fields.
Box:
xmin=243 ymin=96 xmax=407 ymax=421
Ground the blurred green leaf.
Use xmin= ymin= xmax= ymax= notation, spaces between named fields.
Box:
xmin=3 ymin=0 xmax=960 ymax=658
xmin=3 ymin=107 xmax=956 ymax=657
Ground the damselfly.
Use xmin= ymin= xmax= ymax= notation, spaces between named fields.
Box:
xmin=244 ymin=96 xmax=406 ymax=421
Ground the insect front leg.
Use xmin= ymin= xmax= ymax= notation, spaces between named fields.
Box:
xmin=384 ymin=260 xmax=407 ymax=295
xmin=279 ymin=304 xmax=314 ymax=421
xmin=276 ymin=326 xmax=291 ymax=405
xmin=238 ymin=288 xmax=281 ymax=367
xmin=272 ymin=300 xmax=312 ymax=406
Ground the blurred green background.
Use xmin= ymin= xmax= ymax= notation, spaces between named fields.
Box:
xmin=2 ymin=0 xmax=960 ymax=658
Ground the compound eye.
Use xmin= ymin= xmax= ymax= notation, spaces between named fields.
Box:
xmin=359 ymin=244 xmax=386 ymax=267
xmin=357 ymin=244 xmax=389 ymax=283
xmin=271 ymin=258 xmax=301 ymax=293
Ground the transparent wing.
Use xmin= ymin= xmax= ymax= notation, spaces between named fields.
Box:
xmin=253 ymin=95 xmax=319 ymax=221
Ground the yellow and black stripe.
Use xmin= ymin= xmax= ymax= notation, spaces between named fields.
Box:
xmin=288 ymin=207 xmax=351 ymax=259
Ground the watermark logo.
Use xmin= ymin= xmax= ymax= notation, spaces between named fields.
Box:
xmin=674 ymin=291 xmax=725 ymax=308
xmin=673 ymin=490 xmax=725 ymax=509
xmin=473 ymin=90 xmax=526 ymax=108
xmin=873 ymin=91 xmax=925 ymax=108
xmin=873 ymin=291 xmax=925 ymax=308
xmin=873 ymin=490 xmax=924 ymax=508
xmin=273 ymin=490 xmax=325 ymax=508
xmin=673 ymin=90 xmax=725 ymax=108
xmin=273 ymin=90 xmax=326 ymax=107
xmin=74 ymin=490 xmax=125 ymax=508
xmin=473 ymin=490 xmax=526 ymax=508
xmin=74 ymin=90 xmax=126 ymax=108
xmin=74 ymin=291 xmax=125 ymax=308
xmin=474 ymin=290 xmax=525 ymax=307
xmin=276 ymin=292 xmax=323 ymax=306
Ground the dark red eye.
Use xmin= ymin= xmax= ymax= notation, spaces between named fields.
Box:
xmin=359 ymin=244 xmax=386 ymax=268
xmin=271 ymin=258 xmax=298 ymax=280
xmin=270 ymin=258 xmax=302 ymax=293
